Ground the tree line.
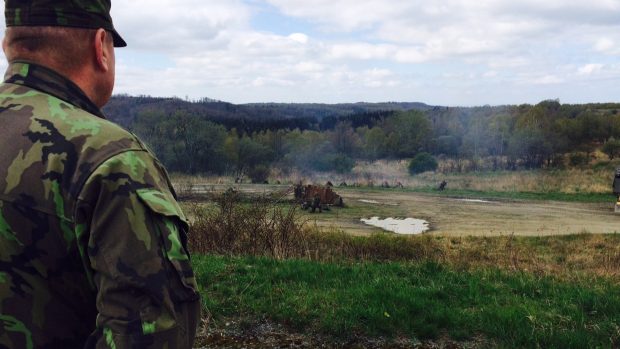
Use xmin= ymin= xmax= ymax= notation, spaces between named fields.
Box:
xmin=124 ymin=99 xmax=620 ymax=181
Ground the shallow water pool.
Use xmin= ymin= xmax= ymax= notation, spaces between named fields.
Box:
xmin=360 ymin=217 xmax=430 ymax=235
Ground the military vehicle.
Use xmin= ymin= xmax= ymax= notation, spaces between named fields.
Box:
xmin=294 ymin=184 xmax=344 ymax=213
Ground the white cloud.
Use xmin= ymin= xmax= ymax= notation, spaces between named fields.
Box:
xmin=328 ymin=43 xmax=395 ymax=60
xmin=531 ymin=75 xmax=564 ymax=85
xmin=288 ymin=33 xmax=309 ymax=44
xmin=112 ymin=0 xmax=249 ymax=52
xmin=266 ymin=0 xmax=620 ymax=59
xmin=595 ymin=38 xmax=615 ymax=52
xmin=1 ymin=0 xmax=620 ymax=105
xmin=578 ymin=64 xmax=604 ymax=75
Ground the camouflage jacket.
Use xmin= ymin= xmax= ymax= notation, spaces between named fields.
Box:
xmin=0 ymin=62 xmax=200 ymax=348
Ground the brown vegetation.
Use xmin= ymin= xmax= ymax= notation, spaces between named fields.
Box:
xmin=192 ymin=157 xmax=618 ymax=194
xmin=188 ymin=192 xmax=620 ymax=280
xmin=187 ymin=190 xmax=305 ymax=260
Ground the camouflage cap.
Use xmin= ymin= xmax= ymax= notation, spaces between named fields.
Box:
xmin=4 ymin=0 xmax=127 ymax=47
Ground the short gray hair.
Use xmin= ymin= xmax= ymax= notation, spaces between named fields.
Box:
xmin=4 ymin=26 xmax=99 ymax=72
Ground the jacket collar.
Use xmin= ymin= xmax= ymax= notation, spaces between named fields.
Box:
xmin=3 ymin=61 xmax=106 ymax=119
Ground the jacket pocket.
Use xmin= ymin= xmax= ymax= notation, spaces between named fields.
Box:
xmin=136 ymin=188 xmax=199 ymax=302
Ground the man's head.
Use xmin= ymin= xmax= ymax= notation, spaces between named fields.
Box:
xmin=2 ymin=0 xmax=125 ymax=107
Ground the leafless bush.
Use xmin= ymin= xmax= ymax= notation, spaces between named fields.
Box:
xmin=175 ymin=181 xmax=195 ymax=200
xmin=188 ymin=190 xmax=309 ymax=259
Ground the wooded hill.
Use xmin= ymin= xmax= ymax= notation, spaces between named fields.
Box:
xmin=104 ymin=95 xmax=433 ymax=132
xmin=103 ymin=96 xmax=620 ymax=179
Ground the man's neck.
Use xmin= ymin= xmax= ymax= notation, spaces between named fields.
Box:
xmin=10 ymin=58 xmax=102 ymax=107
xmin=4 ymin=61 xmax=106 ymax=119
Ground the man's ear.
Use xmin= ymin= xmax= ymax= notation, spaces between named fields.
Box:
xmin=94 ymin=28 xmax=111 ymax=72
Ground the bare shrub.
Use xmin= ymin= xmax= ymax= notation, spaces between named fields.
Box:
xmin=175 ymin=181 xmax=195 ymax=200
xmin=188 ymin=190 xmax=309 ymax=260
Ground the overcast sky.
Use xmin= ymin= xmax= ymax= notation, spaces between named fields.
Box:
xmin=3 ymin=0 xmax=620 ymax=105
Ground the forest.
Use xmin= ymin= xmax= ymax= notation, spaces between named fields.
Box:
xmin=103 ymin=97 xmax=620 ymax=181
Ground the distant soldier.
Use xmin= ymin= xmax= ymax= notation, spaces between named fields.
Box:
xmin=339 ymin=181 xmax=348 ymax=187
xmin=614 ymin=167 xmax=620 ymax=201
xmin=438 ymin=180 xmax=448 ymax=191
xmin=294 ymin=183 xmax=304 ymax=201
xmin=0 ymin=1 xmax=199 ymax=347
xmin=311 ymin=194 xmax=322 ymax=213
xmin=326 ymin=181 xmax=334 ymax=187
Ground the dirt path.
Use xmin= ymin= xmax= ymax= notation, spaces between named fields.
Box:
xmin=195 ymin=318 xmax=487 ymax=348
xmin=308 ymin=189 xmax=619 ymax=236
xmin=179 ymin=184 xmax=619 ymax=236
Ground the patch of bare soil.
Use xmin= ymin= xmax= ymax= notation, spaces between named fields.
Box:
xmin=337 ymin=189 xmax=619 ymax=236
xmin=180 ymin=183 xmax=619 ymax=236
xmin=195 ymin=319 xmax=489 ymax=349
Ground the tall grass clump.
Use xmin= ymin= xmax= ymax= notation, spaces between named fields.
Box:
xmin=188 ymin=190 xmax=308 ymax=260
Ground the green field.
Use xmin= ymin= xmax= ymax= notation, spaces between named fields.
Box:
xmin=386 ymin=187 xmax=612 ymax=203
xmin=193 ymin=254 xmax=620 ymax=348
xmin=186 ymin=168 xmax=620 ymax=347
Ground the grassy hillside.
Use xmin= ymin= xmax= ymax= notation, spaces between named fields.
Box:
xmin=193 ymin=250 xmax=620 ymax=348
xmin=187 ymin=178 xmax=620 ymax=347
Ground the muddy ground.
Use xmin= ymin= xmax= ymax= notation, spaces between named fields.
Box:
xmin=195 ymin=318 xmax=489 ymax=349
xmin=181 ymin=184 xmax=618 ymax=236
xmin=320 ymin=188 xmax=619 ymax=236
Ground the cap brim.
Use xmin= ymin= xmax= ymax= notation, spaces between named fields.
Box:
xmin=111 ymin=29 xmax=127 ymax=47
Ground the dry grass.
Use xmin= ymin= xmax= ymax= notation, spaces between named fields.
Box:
xmin=270 ymin=160 xmax=412 ymax=187
xmin=416 ymin=168 xmax=614 ymax=194
xmin=187 ymin=192 xmax=620 ymax=280
xmin=278 ymin=158 xmax=619 ymax=193
xmin=187 ymin=190 xmax=448 ymax=262
xmin=438 ymin=233 xmax=620 ymax=280
xmin=173 ymin=158 xmax=619 ymax=194
xmin=187 ymin=190 xmax=306 ymax=260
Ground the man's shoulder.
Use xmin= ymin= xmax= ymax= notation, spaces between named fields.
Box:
xmin=0 ymin=82 xmax=145 ymax=155
xmin=0 ymin=82 xmax=157 ymax=207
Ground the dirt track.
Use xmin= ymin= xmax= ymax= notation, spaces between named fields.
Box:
xmin=179 ymin=184 xmax=619 ymax=236
xmin=310 ymin=188 xmax=619 ymax=236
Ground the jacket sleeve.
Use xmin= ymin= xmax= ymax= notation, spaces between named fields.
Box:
xmin=74 ymin=150 xmax=201 ymax=349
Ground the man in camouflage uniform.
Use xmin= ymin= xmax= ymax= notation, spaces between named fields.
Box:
xmin=0 ymin=1 xmax=200 ymax=348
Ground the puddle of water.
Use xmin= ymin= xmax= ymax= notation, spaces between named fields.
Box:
xmin=359 ymin=199 xmax=380 ymax=204
xmin=453 ymin=198 xmax=493 ymax=204
xmin=360 ymin=217 xmax=430 ymax=235
xmin=358 ymin=199 xmax=399 ymax=206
